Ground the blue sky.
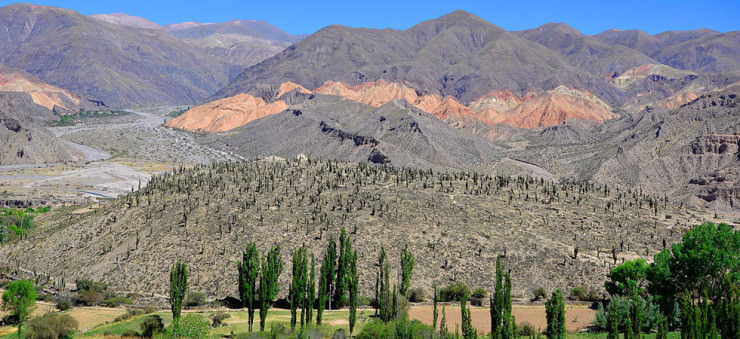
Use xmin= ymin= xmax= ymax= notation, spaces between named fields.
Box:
xmin=10 ymin=0 xmax=740 ymax=35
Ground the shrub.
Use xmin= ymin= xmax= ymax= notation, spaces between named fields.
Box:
xmin=54 ymin=294 xmax=73 ymax=311
xmin=143 ymin=305 xmax=157 ymax=314
xmin=114 ymin=309 xmax=144 ymax=323
xmin=532 ymin=287 xmax=547 ymax=301
xmin=518 ymin=321 xmax=537 ymax=336
xmin=122 ymin=329 xmax=139 ymax=337
xmin=569 ymin=287 xmax=599 ymax=301
xmin=357 ymin=296 xmax=371 ymax=306
xmin=167 ymin=314 xmax=210 ymax=338
xmin=26 ymin=313 xmax=78 ymax=339
xmin=185 ymin=292 xmax=206 ymax=308
xmin=439 ymin=282 xmax=470 ymax=302
xmin=471 ymin=287 xmax=488 ymax=299
xmin=77 ymin=290 xmax=104 ymax=306
xmin=332 ymin=328 xmax=348 ymax=339
xmin=211 ymin=311 xmax=231 ymax=327
xmin=140 ymin=314 xmax=164 ymax=338
xmin=407 ymin=287 xmax=425 ymax=302
xmin=104 ymin=296 xmax=133 ymax=307
xmin=357 ymin=318 xmax=433 ymax=339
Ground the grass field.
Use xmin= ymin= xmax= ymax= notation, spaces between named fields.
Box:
xmin=0 ymin=304 xmax=681 ymax=338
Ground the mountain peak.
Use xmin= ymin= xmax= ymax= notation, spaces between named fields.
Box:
xmin=537 ymin=22 xmax=584 ymax=36
xmin=89 ymin=12 xmax=161 ymax=30
xmin=410 ymin=9 xmax=503 ymax=32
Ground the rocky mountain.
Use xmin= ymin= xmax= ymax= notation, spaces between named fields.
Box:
xmin=164 ymin=20 xmax=304 ymax=73
xmin=202 ymin=95 xmax=504 ymax=171
xmin=0 ymin=3 xmax=228 ymax=107
xmin=517 ymin=23 xmax=656 ymax=78
xmin=88 ymin=12 xmax=161 ymax=30
xmin=214 ymin=10 xmax=612 ymax=105
xmin=0 ymin=92 xmax=83 ymax=165
xmin=0 ymin=66 xmax=84 ymax=114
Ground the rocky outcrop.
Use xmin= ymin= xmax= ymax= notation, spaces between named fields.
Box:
xmin=689 ymin=134 xmax=740 ymax=155
xmin=164 ymin=93 xmax=289 ymax=132
xmin=0 ymin=67 xmax=81 ymax=112
xmin=476 ymin=86 xmax=618 ymax=129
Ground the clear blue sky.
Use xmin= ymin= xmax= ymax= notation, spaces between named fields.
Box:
xmin=11 ymin=0 xmax=740 ymax=35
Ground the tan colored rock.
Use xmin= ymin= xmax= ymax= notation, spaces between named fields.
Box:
xmin=482 ymin=86 xmax=617 ymax=129
xmin=0 ymin=68 xmax=80 ymax=110
xmin=165 ymin=93 xmax=289 ymax=132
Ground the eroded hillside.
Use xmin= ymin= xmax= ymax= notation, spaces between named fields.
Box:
xmin=0 ymin=159 xmax=708 ymax=303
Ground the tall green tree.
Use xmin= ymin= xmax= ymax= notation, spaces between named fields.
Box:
xmin=647 ymin=222 xmax=739 ymax=312
xmin=238 ymin=243 xmax=260 ymax=332
xmin=502 ymin=271 xmax=515 ymax=339
xmin=433 ymin=282 xmax=439 ymax=333
xmin=259 ymin=244 xmax=283 ymax=332
xmin=170 ymin=261 xmax=188 ymax=320
xmin=305 ymin=253 xmax=316 ymax=324
xmin=335 ymin=228 xmax=351 ymax=307
xmin=326 ymin=236 xmax=337 ymax=310
xmin=2 ymin=280 xmax=36 ymax=338
xmin=491 ymin=255 xmax=505 ymax=339
xmin=718 ymin=277 xmax=740 ymax=339
xmin=378 ymin=246 xmax=392 ymax=323
xmin=630 ymin=294 xmax=641 ymax=336
xmin=607 ymin=304 xmax=619 ymax=339
xmin=545 ymin=289 xmax=566 ymax=339
xmin=290 ymin=246 xmax=308 ymax=329
xmin=460 ymin=292 xmax=476 ymax=339
xmin=349 ymin=249 xmax=359 ymax=336
xmin=317 ymin=249 xmax=330 ymax=325
xmin=400 ymin=246 xmax=415 ymax=297
xmin=623 ymin=317 xmax=634 ymax=339
xmin=605 ymin=259 xmax=649 ymax=296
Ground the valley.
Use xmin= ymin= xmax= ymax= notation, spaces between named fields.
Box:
xmin=0 ymin=2 xmax=736 ymax=338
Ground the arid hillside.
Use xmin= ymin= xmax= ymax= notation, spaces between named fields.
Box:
xmin=0 ymin=159 xmax=710 ymax=303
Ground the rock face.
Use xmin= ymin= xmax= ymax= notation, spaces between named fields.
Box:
xmin=0 ymin=66 xmax=81 ymax=112
xmin=0 ymin=92 xmax=83 ymax=165
xmin=175 ymin=80 xmax=619 ymax=132
xmin=474 ymin=86 xmax=617 ymax=128
xmin=165 ymin=93 xmax=290 ymax=132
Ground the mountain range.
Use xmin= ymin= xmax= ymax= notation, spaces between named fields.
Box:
xmin=0 ymin=3 xmax=738 ymax=209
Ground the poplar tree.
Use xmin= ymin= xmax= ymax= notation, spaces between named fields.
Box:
xmin=433 ymin=282 xmax=439 ymax=333
xmin=317 ymin=252 xmax=329 ymax=325
xmin=335 ymin=228 xmax=350 ymax=307
xmin=607 ymin=306 xmax=619 ymax=339
xmin=238 ymin=243 xmax=260 ymax=332
xmin=623 ymin=317 xmax=634 ymax=339
xmin=378 ymin=247 xmax=392 ymax=323
xmin=170 ymin=261 xmax=188 ymax=320
xmin=259 ymin=244 xmax=283 ymax=332
xmin=460 ymin=292 xmax=476 ymax=339
xmin=305 ymin=253 xmax=315 ymax=324
xmin=400 ymin=246 xmax=415 ymax=297
xmin=290 ymin=246 xmax=308 ymax=329
xmin=490 ymin=255 xmax=504 ymax=339
xmin=349 ymin=249 xmax=359 ymax=335
xmin=630 ymin=294 xmax=641 ymax=336
xmin=545 ymin=289 xmax=566 ymax=339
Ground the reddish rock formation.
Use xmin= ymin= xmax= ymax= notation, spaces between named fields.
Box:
xmin=165 ymin=93 xmax=289 ymax=132
xmin=0 ymin=67 xmax=80 ymax=111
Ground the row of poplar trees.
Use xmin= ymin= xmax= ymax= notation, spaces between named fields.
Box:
xmin=425 ymin=256 xmax=567 ymax=339
xmin=236 ymin=228 xmax=364 ymax=334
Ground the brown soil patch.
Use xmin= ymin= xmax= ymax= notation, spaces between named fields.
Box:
xmin=408 ymin=304 xmax=595 ymax=335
